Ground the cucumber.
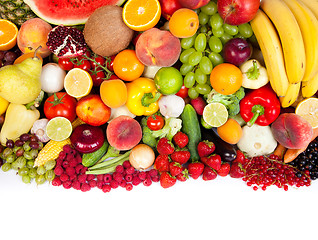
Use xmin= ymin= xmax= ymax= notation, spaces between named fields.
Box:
xmin=180 ymin=104 xmax=201 ymax=162
xmin=82 ymin=141 xmax=109 ymax=167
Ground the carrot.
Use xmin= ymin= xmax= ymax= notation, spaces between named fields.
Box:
xmin=283 ymin=128 xmax=318 ymax=163
xmin=273 ymin=143 xmax=286 ymax=159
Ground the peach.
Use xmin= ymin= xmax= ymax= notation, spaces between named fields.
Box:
xmin=271 ymin=113 xmax=313 ymax=149
xmin=178 ymin=0 xmax=210 ymax=9
xmin=17 ymin=18 xmax=52 ymax=58
xmin=135 ymin=28 xmax=181 ymax=67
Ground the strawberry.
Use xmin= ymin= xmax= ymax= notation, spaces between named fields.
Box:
xmin=233 ymin=150 xmax=247 ymax=164
xmin=173 ymin=131 xmax=189 ymax=148
xmin=154 ymin=154 xmax=170 ymax=172
xmin=169 ymin=161 xmax=183 ymax=176
xmin=202 ymin=165 xmax=217 ymax=181
xmin=176 ymin=169 xmax=189 ymax=182
xmin=187 ymin=162 xmax=204 ymax=180
xmin=202 ymin=154 xmax=222 ymax=171
xmin=230 ymin=162 xmax=245 ymax=178
xmin=156 ymin=137 xmax=174 ymax=155
xmin=170 ymin=149 xmax=190 ymax=164
xmin=197 ymin=140 xmax=215 ymax=157
xmin=160 ymin=172 xmax=177 ymax=188
xmin=217 ymin=162 xmax=231 ymax=177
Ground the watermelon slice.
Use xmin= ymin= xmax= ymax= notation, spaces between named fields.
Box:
xmin=24 ymin=0 xmax=126 ymax=25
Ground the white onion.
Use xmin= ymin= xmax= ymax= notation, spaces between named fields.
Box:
xmin=40 ymin=63 xmax=66 ymax=93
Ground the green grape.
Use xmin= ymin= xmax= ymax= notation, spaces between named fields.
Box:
xmin=37 ymin=165 xmax=46 ymax=175
xmin=29 ymin=168 xmax=37 ymax=179
xmin=208 ymin=52 xmax=224 ymax=67
xmin=15 ymin=156 xmax=26 ymax=169
xmin=184 ymin=72 xmax=196 ymax=88
xmin=208 ymin=36 xmax=223 ymax=53
xmin=219 ymin=33 xmax=233 ymax=45
xmin=188 ymin=87 xmax=199 ymax=99
xmin=199 ymin=12 xmax=209 ymax=25
xmin=199 ymin=25 xmax=208 ymax=33
xmin=194 ymin=68 xmax=207 ymax=84
xmin=1 ymin=162 xmax=11 ymax=172
xmin=238 ymin=23 xmax=253 ymax=38
xmin=234 ymin=33 xmax=245 ymax=39
xmin=194 ymin=33 xmax=207 ymax=52
xmin=6 ymin=154 xmax=16 ymax=163
xmin=212 ymin=27 xmax=224 ymax=38
xmin=210 ymin=13 xmax=223 ymax=29
xmin=180 ymin=63 xmax=194 ymax=76
xmin=45 ymin=170 xmax=55 ymax=182
xmin=2 ymin=148 xmax=13 ymax=159
xmin=200 ymin=1 xmax=217 ymax=15
xmin=18 ymin=167 xmax=29 ymax=176
xmin=181 ymin=34 xmax=196 ymax=49
xmin=35 ymin=174 xmax=46 ymax=185
xmin=44 ymin=160 xmax=56 ymax=171
xmin=180 ymin=48 xmax=196 ymax=63
xmin=195 ymin=84 xmax=212 ymax=95
xmin=27 ymin=160 xmax=34 ymax=168
xmin=199 ymin=56 xmax=213 ymax=75
xmin=223 ymin=23 xmax=239 ymax=36
xmin=13 ymin=145 xmax=21 ymax=154
xmin=11 ymin=161 xmax=19 ymax=170
xmin=24 ymin=151 xmax=34 ymax=160
xmin=29 ymin=149 xmax=38 ymax=159
xmin=188 ymin=51 xmax=202 ymax=66
xmin=23 ymin=142 xmax=31 ymax=152
xmin=22 ymin=175 xmax=31 ymax=184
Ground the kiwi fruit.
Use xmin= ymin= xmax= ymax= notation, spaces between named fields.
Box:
xmin=84 ymin=5 xmax=134 ymax=57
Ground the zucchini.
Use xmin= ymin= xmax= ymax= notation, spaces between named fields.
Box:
xmin=82 ymin=141 xmax=109 ymax=167
xmin=180 ymin=104 xmax=201 ymax=162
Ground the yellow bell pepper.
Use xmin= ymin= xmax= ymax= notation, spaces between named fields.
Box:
xmin=0 ymin=103 xmax=40 ymax=145
xmin=0 ymin=96 xmax=9 ymax=115
xmin=126 ymin=78 xmax=161 ymax=116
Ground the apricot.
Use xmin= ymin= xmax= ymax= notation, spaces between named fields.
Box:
xmin=17 ymin=18 xmax=52 ymax=58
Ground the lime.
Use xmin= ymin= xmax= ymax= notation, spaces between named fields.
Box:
xmin=202 ymin=102 xmax=228 ymax=127
xmin=154 ymin=67 xmax=183 ymax=95
xmin=46 ymin=117 xmax=72 ymax=141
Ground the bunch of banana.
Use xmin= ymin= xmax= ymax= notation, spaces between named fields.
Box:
xmin=250 ymin=0 xmax=318 ymax=107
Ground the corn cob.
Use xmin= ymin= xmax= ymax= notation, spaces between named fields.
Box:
xmin=72 ymin=118 xmax=85 ymax=128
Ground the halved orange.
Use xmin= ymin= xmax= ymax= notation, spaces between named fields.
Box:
xmin=64 ymin=68 xmax=93 ymax=98
xmin=0 ymin=19 xmax=18 ymax=51
xmin=123 ymin=0 xmax=161 ymax=31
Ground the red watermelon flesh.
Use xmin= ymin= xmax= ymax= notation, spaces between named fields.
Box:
xmin=24 ymin=0 xmax=126 ymax=25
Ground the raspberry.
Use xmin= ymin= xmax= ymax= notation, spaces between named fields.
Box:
xmin=62 ymin=160 xmax=69 ymax=169
xmin=151 ymin=175 xmax=160 ymax=182
xmin=89 ymin=180 xmax=97 ymax=188
xmin=75 ymin=154 xmax=82 ymax=164
xmin=102 ymin=184 xmax=111 ymax=193
xmin=75 ymin=164 xmax=83 ymax=174
xmin=138 ymin=171 xmax=147 ymax=181
xmin=54 ymin=166 xmax=64 ymax=176
xmin=80 ymin=166 xmax=88 ymax=174
xmin=81 ymin=183 xmax=91 ymax=192
xmin=60 ymin=173 xmax=69 ymax=182
xmin=56 ymin=158 xmax=63 ymax=167
xmin=125 ymin=174 xmax=133 ymax=182
xmin=143 ymin=177 xmax=152 ymax=187
xmin=96 ymin=174 xmax=104 ymax=182
xmin=125 ymin=183 xmax=133 ymax=191
xmin=52 ymin=176 xmax=62 ymax=186
xmin=123 ymin=160 xmax=131 ymax=169
xmin=96 ymin=180 xmax=104 ymax=189
xmin=72 ymin=181 xmax=81 ymax=190
xmin=86 ymin=174 xmax=95 ymax=181
xmin=113 ymin=172 xmax=123 ymax=182
xmin=69 ymin=159 xmax=78 ymax=168
xmin=62 ymin=180 xmax=72 ymax=189
xmin=63 ymin=144 xmax=73 ymax=153
xmin=125 ymin=166 xmax=135 ymax=175
xmin=78 ymin=174 xmax=87 ymax=183
xmin=148 ymin=169 xmax=159 ymax=177
xmin=110 ymin=180 xmax=119 ymax=189
xmin=103 ymin=174 xmax=112 ymax=183
xmin=69 ymin=174 xmax=77 ymax=181
xmin=58 ymin=150 xmax=67 ymax=160
xmin=115 ymin=164 xmax=124 ymax=173
xmin=65 ymin=167 xmax=76 ymax=176
xmin=119 ymin=180 xmax=127 ymax=188
xmin=132 ymin=176 xmax=141 ymax=186
xmin=66 ymin=153 xmax=75 ymax=162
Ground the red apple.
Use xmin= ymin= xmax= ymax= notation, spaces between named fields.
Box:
xmin=223 ymin=38 xmax=252 ymax=66
xmin=76 ymin=94 xmax=111 ymax=126
xmin=159 ymin=0 xmax=182 ymax=20
xmin=217 ymin=0 xmax=260 ymax=26
xmin=178 ymin=0 xmax=210 ymax=9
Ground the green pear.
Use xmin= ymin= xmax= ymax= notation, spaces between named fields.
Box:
xmin=0 ymin=55 xmax=42 ymax=104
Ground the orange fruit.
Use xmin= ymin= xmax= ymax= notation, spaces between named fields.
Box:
xmin=210 ymin=63 xmax=243 ymax=95
xmin=123 ymin=0 xmax=161 ymax=31
xmin=64 ymin=68 xmax=93 ymax=98
xmin=100 ymin=79 xmax=127 ymax=108
xmin=295 ymin=97 xmax=318 ymax=129
xmin=113 ymin=49 xmax=144 ymax=82
xmin=14 ymin=52 xmax=43 ymax=64
xmin=217 ymin=118 xmax=243 ymax=144
xmin=169 ymin=8 xmax=199 ymax=38
xmin=0 ymin=19 xmax=18 ymax=51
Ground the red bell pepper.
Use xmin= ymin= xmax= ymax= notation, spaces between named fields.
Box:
xmin=239 ymin=85 xmax=281 ymax=126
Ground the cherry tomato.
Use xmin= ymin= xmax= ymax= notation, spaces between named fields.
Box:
xmin=147 ymin=114 xmax=165 ymax=131
xmin=90 ymin=55 xmax=106 ymax=69
xmin=44 ymin=92 xmax=77 ymax=122
xmin=89 ymin=67 xmax=106 ymax=87
xmin=58 ymin=57 xmax=74 ymax=71
xmin=73 ymin=59 xmax=91 ymax=71
xmin=106 ymin=55 xmax=116 ymax=72
xmin=176 ymin=84 xmax=189 ymax=99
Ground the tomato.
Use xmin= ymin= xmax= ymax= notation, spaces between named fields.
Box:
xmin=90 ymin=55 xmax=106 ymax=69
xmin=58 ymin=57 xmax=74 ymax=71
xmin=73 ymin=59 xmax=91 ymax=71
xmin=147 ymin=114 xmax=165 ymax=131
xmin=89 ymin=67 xmax=106 ymax=87
xmin=106 ymin=55 xmax=116 ymax=72
xmin=44 ymin=92 xmax=77 ymax=122
xmin=175 ymin=84 xmax=189 ymax=99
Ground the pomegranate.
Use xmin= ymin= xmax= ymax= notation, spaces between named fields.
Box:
xmin=46 ymin=25 xmax=87 ymax=58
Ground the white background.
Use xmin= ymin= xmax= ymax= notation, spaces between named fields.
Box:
xmin=1 ymin=170 xmax=318 ymax=240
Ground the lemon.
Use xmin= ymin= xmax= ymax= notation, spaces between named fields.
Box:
xmin=64 ymin=68 xmax=93 ymax=98
xmin=295 ymin=97 xmax=318 ymax=129
xmin=202 ymin=102 xmax=228 ymax=127
xmin=46 ymin=117 xmax=72 ymax=141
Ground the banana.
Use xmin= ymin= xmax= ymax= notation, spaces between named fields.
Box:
xmin=302 ymin=72 xmax=318 ymax=98
xmin=279 ymin=82 xmax=301 ymax=108
xmin=282 ymin=0 xmax=318 ymax=82
xmin=299 ymin=0 xmax=318 ymax=19
xmin=260 ymin=0 xmax=306 ymax=84
xmin=250 ymin=10 xmax=289 ymax=97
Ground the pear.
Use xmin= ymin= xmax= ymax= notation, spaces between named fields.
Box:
xmin=0 ymin=51 xmax=42 ymax=105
